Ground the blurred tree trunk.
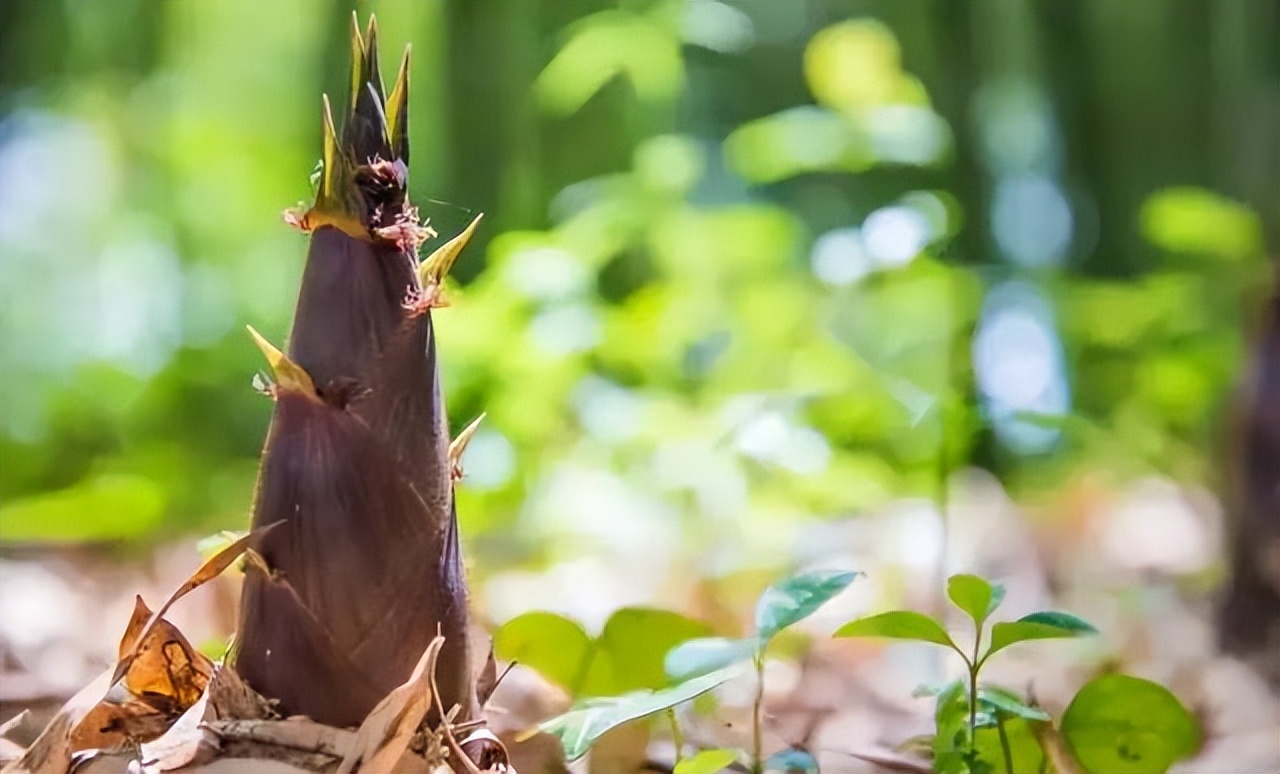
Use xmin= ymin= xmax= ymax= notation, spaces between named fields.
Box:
xmin=1219 ymin=275 xmax=1280 ymax=685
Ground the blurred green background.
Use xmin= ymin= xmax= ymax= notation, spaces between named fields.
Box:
xmin=0 ymin=0 xmax=1276 ymax=613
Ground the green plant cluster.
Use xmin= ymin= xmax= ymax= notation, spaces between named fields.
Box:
xmin=496 ymin=570 xmax=1199 ymax=774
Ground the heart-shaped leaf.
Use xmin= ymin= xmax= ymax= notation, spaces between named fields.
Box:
xmin=493 ymin=612 xmax=591 ymax=693
xmin=947 ymin=574 xmax=1005 ymax=630
xmin=541 ymin=666 xmax=741 ymax=761
xmin=985 ymin=611 xmax=1097 ymax=661
xmin=495 ymin=607 xmax=709 ymax=698
xmin=1061 ymin=674 xmax=1199 ymax=774
xmin=665 ymin=636 xmax=759 ymax=682
xmin=585 ymin=607 xmax=711 ymax=695
xmin=755 ymin=569 xmax=860 ymax=643
xmin=834 ymin=611 xmax=959 ymax=653
xmin=673 ymin=748 xmax=739 ymax=774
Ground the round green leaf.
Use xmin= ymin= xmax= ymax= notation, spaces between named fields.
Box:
xmin=1062 ymin=674 xmax=1200 ymax=774
xmin=755 ymin=569 xmax=860 ymax=643
xmin=985 ymin=611 xmax=1097 ymax=661
xmin=946 ymin=574 xmax=1005 ymax=628
xmin=665 ymin=636 xmax=758 ymax=682
xmin=673 ymin=748 xmax=739 ymax=774
xmin=834 ymin=611 xmax=958 ymax=651
xmin=586 ymin=607 xmax=711 ymax=695
xmin=493 ymin=611 xmax=592 ymax=693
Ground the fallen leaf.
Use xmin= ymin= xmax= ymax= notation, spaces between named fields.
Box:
xmin=118 ymin=597 xmax=214 ymax=716
xmin=2 ymin=668 xmax=113 ymax=774
xmin=114 ymin=523 xmax=282 ymax=688
xmin=139 ymin=662 xmax=273 ymax=773
xmin=338 ymin=637 xmax=444 ymax=774
xmin=70 ymin=699 xmax=169 ymax=752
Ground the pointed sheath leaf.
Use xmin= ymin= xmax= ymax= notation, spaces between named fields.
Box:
xmin=419 ymin=213 xmax=484 ymax=289
xmin=834 ymin=611 xmax=960 ymax=652
xmin=754 ymin=569 xmax=859 ymax=644
xmin=1061 ymin=674 xmax=1199 ymax=774
xmin=985 ymin=611 xmax=1098 ymax=661
xmin=664 ymin=636 xmax=758 ymax=683
xmin=540 ymin=666 xmax=741 ymax=761
xmin=246 ymin=325 xmax=317 ymax=398
xmin=449 ymin=413 xmax=486 ymax=479
xmin=946 ymin=574 xmax=1005 ymax=630
xmin=347 ymin=11 xmax=366 ymax=113
xmin=385 ymin=46 xmax=411 ymax=162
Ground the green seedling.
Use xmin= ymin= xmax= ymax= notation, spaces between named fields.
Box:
xmin=835 ymin=574 xmax=1199 ymax=774
xmin=511 ymin=569 xmax=858 ymax=768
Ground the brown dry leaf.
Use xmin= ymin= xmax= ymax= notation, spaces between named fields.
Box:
xmin=69 ymin=698 xmax=169 ymax=753
xmin=337 ymin=637 xmax=444 ymax=774
xmin=1 ymin=668 xmax=113 ymax=774
xmin=114 ymin=523 xmax=282 ymax=687
xmin=117 ymin=597 xmax=214 ymax=715
xmin=139 ymin=662 xmax=273 ymax=774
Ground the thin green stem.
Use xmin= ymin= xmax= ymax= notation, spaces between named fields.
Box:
xmin=752 ymin=652 xmax=764 ymax=774
xmin=968 ymin=665 xmax=979 ymax=754
xmin=969 ymin=621 xmax=983 ymax=754
xmin=668 ymin=709 xmax=684 ymax=766
xmin=995 ymin=714 xmax=1014 ymax=774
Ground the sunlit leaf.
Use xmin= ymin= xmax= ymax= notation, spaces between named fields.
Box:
xmin=589 ymin=607 xmax=710 ymax=695
xmin=492 ymin=612 xmax=592 ymax=694
xmin=0 ymin=474 xmax=166 ymax=543
xmin=1061 ymin=674 xmax=1199 ymax=774
xmin=985 ymin=612 xmax=1097 ymax=661
xmin=755 ymin=569 xmax=859 ymax=643
xmin=946 ymin=574 xmax=1005 ymax=629
xmin=665 ymin=637 xmax=758 ymax=683
xmin=673 ymin=748 xmax=739 ymax=774
xmin=541 ymin=666 xmax=740 ymax=761
xmin=834 ymin=611 xmax=958 ymax=651
xmin=1140 ymin=186 xmax=1262 ymax=260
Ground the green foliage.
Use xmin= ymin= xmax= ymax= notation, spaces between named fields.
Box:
xmin=835 ymin=575 xmax=1200 ymax=774
xmin=664 ymin=636 xmax=759 ymax=684
xmin=933 ymin=683 xmax=1046 ymax=774
xmin=673 ymin=748 xmax=739 ymax=774
xmin=1139 ymin=187 xmax=1263 ymax=260
xmin=755 ymin=569 xmax=860 ymax=643
xmin=492 ymin=612 xmax=593 ymax=694
xmin=984 ymin=612 xmax=1098 ymax=663
xmin=834 ymin=611 xmax=958 ymax=650
xmin=667 ymin=569 xmax=859 ymax=680
xmin=837 ymin=574 xmax=1104 ymax=773
xmin=1061 ymin=674 xmax=1200 ymax=774
xmin=539 ymin=666 xmax=740 ymax=762
xmin=0 ymin=474 xmax=165 ymax=543
xmin=946 ymin=574 xmax=1005 ymax=631
xmin=493 ymin=607 xmax=708 ymax=697
xmin=532 ymin=569 xmax=856 ymax=763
